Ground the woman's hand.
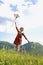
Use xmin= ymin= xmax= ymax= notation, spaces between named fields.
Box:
xmin=15 ymin=22 xmax=16 ymax=25
xmin=27 ymin=40 xmax=29 ymax=43
xmin=15 ymin=22 xmax=17 ymax=26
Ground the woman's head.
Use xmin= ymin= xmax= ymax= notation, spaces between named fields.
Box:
xmin=20 ymin=27 xmax=24 ymax=32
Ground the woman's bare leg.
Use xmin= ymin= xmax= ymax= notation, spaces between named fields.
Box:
xmin=16 ymin=45 xmax=18 ymax=52
xmin=16 ymin=45 xmax=20 ymax=52
xmin=18 ymin=45 xmax=20 ymax=52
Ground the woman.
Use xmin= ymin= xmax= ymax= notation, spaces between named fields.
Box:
xmin=13 ymin=22 xmax=29 ymax=52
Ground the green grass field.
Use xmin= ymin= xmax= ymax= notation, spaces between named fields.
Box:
xmin=0 ymin=48 xmax=43 ymax=65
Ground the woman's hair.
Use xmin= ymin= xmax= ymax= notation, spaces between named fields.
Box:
xmin=20 ymin=27 xmax=24 ymax=32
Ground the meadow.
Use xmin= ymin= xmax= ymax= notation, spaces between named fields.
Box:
xmin=0 ymin=48 xmax=43 ymax=65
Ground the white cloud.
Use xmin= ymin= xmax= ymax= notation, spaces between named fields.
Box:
xmin=0 ymin=21 xmax=15 ymax=33
xmin=0 ymin=0 xmax=43 ymax=31
xmin=28 ymin=0 xmax=43 ymax=28
xmin=0 ymin=1 xmax=14 ymax=19
xmin=15 ymin=0 xmax=43 ymax=29
xmin=0 ymin=0 xmax=43 ymax=44
xmin=0 ymin=24 xmax=5 ymax=32
xmin=5 ymin=21 xmax=15 ymax=33
xmin=0 ymin=0 xmax=32 ymax=18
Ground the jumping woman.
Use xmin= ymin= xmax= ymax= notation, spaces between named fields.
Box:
xmin=13 ymin=21 xmax=29 ymax=52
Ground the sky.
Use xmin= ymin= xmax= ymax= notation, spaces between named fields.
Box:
xmin=0 ymin=0 xmax=43 ymax=45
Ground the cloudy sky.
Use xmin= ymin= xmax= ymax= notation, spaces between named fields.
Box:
xmin=0 ymin=0 xmax=43 ymax=45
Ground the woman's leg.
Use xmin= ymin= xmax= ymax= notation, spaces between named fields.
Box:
xmin=18 ymin=45 xmax=20 ymax=52
xmin=16 ymin=45 xmax=20 ymax=52
xmin=16 ymin=45 xmax=18 ymax=52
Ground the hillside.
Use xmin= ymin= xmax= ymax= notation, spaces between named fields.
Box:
xmin=20 ymin=42 xmax=43 ymax=56
xmin=0 ymin=41 xmax=43 ymax=56
xmin=0 ymin=41 xmax=14 ymax=49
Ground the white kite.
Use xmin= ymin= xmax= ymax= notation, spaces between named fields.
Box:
xmin=14 ymin=14 xmax=20 ymax=20
xmin=12 ymin=14 xmax=20 ymax=26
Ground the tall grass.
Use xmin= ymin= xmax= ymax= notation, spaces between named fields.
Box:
xmin=0 ymin=48 xmax=43 ymax=65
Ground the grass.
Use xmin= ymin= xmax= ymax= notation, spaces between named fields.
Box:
xmin=0 ymin=48 xmax=43 ymax=65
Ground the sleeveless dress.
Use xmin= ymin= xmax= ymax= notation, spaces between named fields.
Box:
xmin=14 ymin=32 xmax=23 ymax=45
xmin=13 ymin=27 xmax=28 ymax=45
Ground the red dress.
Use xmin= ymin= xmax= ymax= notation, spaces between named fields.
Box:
xmin=13 ymin=27 xmax=28 ymax=45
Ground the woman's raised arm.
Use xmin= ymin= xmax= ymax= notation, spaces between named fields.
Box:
xmin=15 ymin=22 xmax=19 ymax=32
